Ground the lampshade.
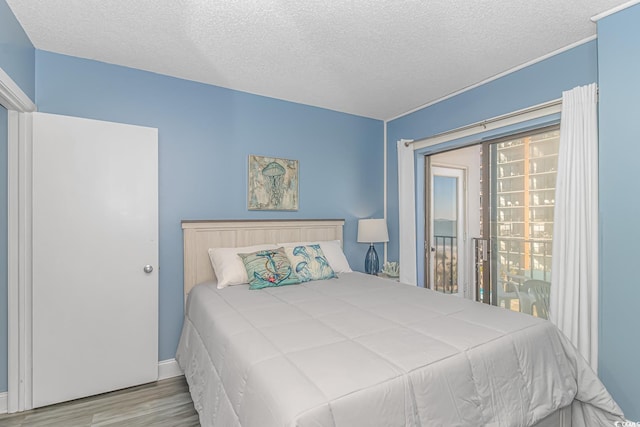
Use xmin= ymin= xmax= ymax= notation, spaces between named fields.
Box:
xmin=357 ymin=219 xmax=389 ymax=243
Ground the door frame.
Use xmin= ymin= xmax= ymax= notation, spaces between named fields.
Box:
xmin=425 ymin=159 xmax=467 ymax=296
xmin=8 ymin=112 xmax=34 ymax=412
xmin=1 ymin=67 xmax=36 ymax=413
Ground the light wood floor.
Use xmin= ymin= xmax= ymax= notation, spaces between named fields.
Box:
xmin=0 ymin=376 xmax=200 ymax=427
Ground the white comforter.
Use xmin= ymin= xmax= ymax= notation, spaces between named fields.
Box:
xmin=176 ymin=273 xmax=623 ymax=426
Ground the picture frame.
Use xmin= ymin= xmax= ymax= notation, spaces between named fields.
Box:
xmin=248 ymin=155 xmax=299 ymax=211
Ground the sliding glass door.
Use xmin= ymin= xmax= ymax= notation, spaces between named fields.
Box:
xmin=425 ymin=125 xmax=559 ymax=319
xmin=479 ymin=126 xmax=559 ymax=318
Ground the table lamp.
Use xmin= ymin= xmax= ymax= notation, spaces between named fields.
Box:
xmin=357 ymin=218 xmax=389 ymax=274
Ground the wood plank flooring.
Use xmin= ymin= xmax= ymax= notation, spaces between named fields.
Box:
xmin=0 ymin=376 xmax=200 ymax=427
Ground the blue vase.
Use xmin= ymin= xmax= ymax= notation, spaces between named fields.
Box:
xmin=364 ymin=244 xmax=379 ymax=274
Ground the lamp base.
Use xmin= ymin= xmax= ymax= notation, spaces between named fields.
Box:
xmin=364 ymin=244 xmax=379 ymax=275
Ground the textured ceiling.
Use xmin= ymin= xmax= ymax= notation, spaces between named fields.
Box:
xmin=5 ymin=0 xmax=628 ymax=120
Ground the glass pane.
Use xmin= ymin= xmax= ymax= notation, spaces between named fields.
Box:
xmin=490 ymin=130 xmax=559 ymax=319
xmin=433 ymin=175 xmax=458 ymax=294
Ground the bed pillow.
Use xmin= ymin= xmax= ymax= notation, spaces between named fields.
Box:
xmin=278 ymin=240 xmax=353 ymax=273
xmin=238 ymin=247 xmax=301 ymax=290
xmin=208 ymin=244 xmax=279 ymax=289
xmin=284 ymin=244 xmax=337 ymax=282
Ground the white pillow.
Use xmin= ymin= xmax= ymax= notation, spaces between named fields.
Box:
xmin=208 ymin=244 xmax=278 ymax=288
xmin=277 ymin=240 xmax=352 ymax=273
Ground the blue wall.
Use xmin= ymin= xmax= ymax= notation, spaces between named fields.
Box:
xmin=35 ymin=50 xmax=384 ymax=362
xmin=386 ymin=40 xmax=598 ymax=267
xmin=0 ymin=0 xmax=35 ymax=101
xmin=597 ymin=4 xmax=640 ymax=420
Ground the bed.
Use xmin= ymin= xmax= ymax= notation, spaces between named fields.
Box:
xmin=176 ymin=219 xmax=623 ymax=426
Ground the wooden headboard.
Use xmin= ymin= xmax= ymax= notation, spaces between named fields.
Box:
xmin=181 ymin=219 xmax=345 ymax=297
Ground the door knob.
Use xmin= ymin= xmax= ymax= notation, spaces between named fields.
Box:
xmin=143 ymin=265 xmax=153 ymax=274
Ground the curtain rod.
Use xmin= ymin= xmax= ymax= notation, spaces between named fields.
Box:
xmin=404 ymin=98 xmax=562 ymax=147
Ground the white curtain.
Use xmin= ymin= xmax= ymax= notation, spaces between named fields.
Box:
xmin=397 ymin=140 xmax=417 ymax=285
xmin=550 ymin=83 xmax=599 ymax=372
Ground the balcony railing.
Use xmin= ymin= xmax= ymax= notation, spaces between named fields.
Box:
xmin=433 ymin=235 xmax=457 ymax=294
xmin=474 ymin=238 xmax=552 ymax=318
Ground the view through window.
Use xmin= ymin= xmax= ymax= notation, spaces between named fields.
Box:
xmin=432 ymin=174 xmax=459 ymax=294
xmin=490 ymin=128 xmax=559 ymax=318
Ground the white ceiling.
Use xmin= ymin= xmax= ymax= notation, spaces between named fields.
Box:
xmin=6 ymin=0 xmax=629 ymax=120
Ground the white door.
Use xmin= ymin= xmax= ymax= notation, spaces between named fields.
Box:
xmin=31 ymin=112 xmax=158 ymax=408
xmin=427 ymin=166 xmax=465 ymax=296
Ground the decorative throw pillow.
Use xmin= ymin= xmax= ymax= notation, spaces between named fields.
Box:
xmin=278 ymin=240 xmax=352 ymax=273
xmin=238 ymin=247 xmax=301 ymax=290
xmin=208 ymin=244 xmax=279 ymax=288
xmin=284 ymin=244 xmax=337 ymax=282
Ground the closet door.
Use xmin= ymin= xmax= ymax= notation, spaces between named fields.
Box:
xmin=31 ymin=112 xmax=158 ymax=408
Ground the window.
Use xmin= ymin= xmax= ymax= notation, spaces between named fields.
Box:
xmin=490 ymin=127 xmax=559 ymax=317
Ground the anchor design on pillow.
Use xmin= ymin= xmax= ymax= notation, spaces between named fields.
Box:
xmin=253 ymin=249 xmax=292 ymax=286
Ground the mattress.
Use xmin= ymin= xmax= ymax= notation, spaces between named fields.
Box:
xmin=176 ymin=272 xmax=623 ymax=426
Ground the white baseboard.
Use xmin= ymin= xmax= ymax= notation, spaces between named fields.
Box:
xmin=0 ymin=391 xmax=7 ymax=414
xmin=158 ymin=358 xmax=183 ymax=380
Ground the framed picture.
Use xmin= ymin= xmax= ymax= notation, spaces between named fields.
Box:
xmin=248 ymin=155 xmax=299 ymax=211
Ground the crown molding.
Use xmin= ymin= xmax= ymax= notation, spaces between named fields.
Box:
xmin=591 ymin=0 xmax=640 ymax=21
